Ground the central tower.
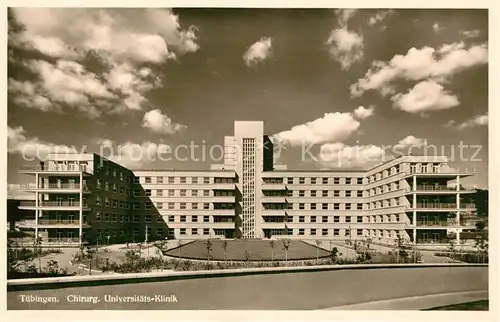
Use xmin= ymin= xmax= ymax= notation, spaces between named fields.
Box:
xmin=232 ymin=121 xmax=264 ymax=238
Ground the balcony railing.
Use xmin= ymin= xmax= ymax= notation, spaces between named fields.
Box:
xmin=17 ymin=219 xmax=89 ymax=226
xmin=19 ymin=201 xmax=87 ymax=208
xmin=25 ymin=183 xmax=91 ymax=190
xmin=416 ymin=221 xmax=462 ymax=227
xmin=403 ymin=167 xmax=476 ymax=175
xmin=413 ymin=203 xmax=475 ymax=209
xmin=21 ymin=165 xmax=93 ymax=174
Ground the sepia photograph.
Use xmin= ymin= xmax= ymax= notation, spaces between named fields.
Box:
xmin=3 ymin=5 xmax=494 ymax=317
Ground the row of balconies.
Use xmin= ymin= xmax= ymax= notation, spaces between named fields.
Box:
xmin=16 ymin=219 xmax=91 ymax=228
xmin=19 ymin=200 xmax=90 ymax=210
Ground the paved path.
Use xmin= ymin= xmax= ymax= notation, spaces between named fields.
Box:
xmin=7 ymin=266 xmax=487 ymax=310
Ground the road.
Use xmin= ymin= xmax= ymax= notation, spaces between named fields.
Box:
xmin=8 ymin=266 xmax=487 ymax=310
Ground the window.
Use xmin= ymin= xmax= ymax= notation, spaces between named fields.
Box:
xmin=357 ymin=216 xmax=363 ymax=223
xmin=310 ymin=229 xmax=316 ymax=236
xmin=105 ymin=182 xmax=109 ymax=191
xmin=322 ymin=216 xmax=328 ymax=223
xmin=145 ymin=215 xmax=151 ymax=223
xmin=168 ymin=177 xmax=175 ymax=184
xmin=180 ymin=177 xmax=186 ymax=184
xmin=191 ymin=228 xmax=198 ymax=235
xmin=145 ymin=189 xmax=152 ymax=196
xmin=145 ymin=177 xmax=151 ymax=184
xmin=204 ymin=190 xmax=210 ymax=197
xmin=134 ymin=189 xmax=141 ymax=197
xmin=95 ymin=212 xmax=101 ymax=221
xmin=346 ymin=178 xmax=352 ymax=185
xmin=357 ymin=229 xmax=363 ymax=236
xmin=322 ymin=178 xmax=328 ymax=184
xmin=168 ymin=215 xmax=174 ymax=222
xmin=157 ymin=190 xmax=163 ymax=197
xmin=299 ymin=177 xmax=305 ymax=184
xmin=192 ymin=216 xmax=198 ymax=222
xmin=192 ymin=203 xmax=199 ymax=210
xmin=299 ymin=190 xmax=305 ymax=197
xmin=168 ymin=202 xmax=175 ymax=210
xmin=311 ymin=203 xmax=317 ymax=210
xmin=157 ymin=216 xmax=163 ymax=223
xmin=157 ymin=202 xmax=163 ymax=209
xmin=287 ymin=178 xmax=294 ymax=184
xmin=204 ymin=203 xmax=210 ymax=210
xmin=322 ymin=229 xmax=328 ymax=236
xmin=145 ymin=202 xmax=152 ymax=210
xmin=311 ymin=178 xmax=317 ymax=184
xmin=157 ymin=177 xmax=163 ymax=184
xmin=322 ymin=203 xmax=328 ymax=210
xmin=334 ymin=216 xmax=340 ymax=223
xmin=180 ymin=228 xmax=186 ymax=235
xmin=204 ymin=216 xmax=210 ymax=223
xmin=334 ymin=203 xmax=340 ymax=210
xmin=180 ymin=215 xmax=186 ymax=222
xmin=134 ymin=177 xmax=140 ymax=184
xmin=133 ymin=202 xmax=140 ymax=210
xmin=203 ymin=228 xmax=210 ymax=236
xmin=311 ymin=190 xmax=317 ymax=197
xmin=204 ymin=177 xmax=210 ymax=184
xmin=192 ymin=190 xmax=198 ymax=197
xmin=346 ymin=203 xmax=352 ymax=210
xmin=180 ymin=189 xmax=186 ymax=196
xmin=133 ymin=215 xmax=140 ymax=223
xmin=97 ymin=179 xmax=102 ymax=189
xmin=157 ymin=228 xmax=164 ymax=236
xmin=311 ymin=216 xmax=316 ymax=223
xmin=299 ymin=203 xmax=305 ymax=210
xmin=322 ymin=190 xmax=328 ymax=197
xmin=287 ymin=215 xmax=293 ymax=223
xmin=180 ymin=203 xmax=186 ymax=210
xmin=299 ymin=229 xmax=305 ymax=235
xmin=345 ymin=216 xmax=351 ymax=223
xmin=346 ymin=191 xmax=352 ymax=197
xmin=357 ymin=204 xmax=363 ymax=210
xmin=357 ymin=191 xmax=363 ymax=197
xmin=334 ymin=190 xmax=340 ymax=197
xmin=168 ymin=190 xmax=175 ymax=197
xmin=345 ymin=229 xmax=350 ymax=236
xmin=334 ymin=178 xmax=340 ymax=184
xmin=96 ymin=196 xmax=101 ymax=206
xmin=299 ymin=216 xmax=305 ymax=223
xmin=334 ymin=229 xmax=340 ymax=236
xmin=357 ymin=178 xmax=363 ymax=185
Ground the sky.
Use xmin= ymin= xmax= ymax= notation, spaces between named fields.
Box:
xmin=7 ymin=8 xmax=489 ymax=188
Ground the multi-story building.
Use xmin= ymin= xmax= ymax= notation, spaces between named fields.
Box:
xmin=16 ymin=121 xmax=477 ymax=246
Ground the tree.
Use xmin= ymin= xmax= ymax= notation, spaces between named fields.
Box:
xmin=269 ymin=240 xmax=275 ymax=262
xmin=222 ymin=240 xmax=228 ymax=262
xmin=474 ymin=235 xmax=488 ymax=263
xmin=330 ymin=247 xmax=339 ymax=263
xmin=315 ymin=240 xmax=322 ymax=263
xmin=177 ymin=240 xmax=183 ymax=257
xmin=84 ymin=245 xmax=96 ymax=275
xmin=447 ymin=239 xmax=457 ymax=262
xmin=204 ymin=239 xmax=213 ymax=266
xmin=476 ymin=221 xmax=486 ymax=231
xmin=33 ymin=236 xmax=42 ymax=273
xmin=282 ymin=238 xmax=291 ymax=263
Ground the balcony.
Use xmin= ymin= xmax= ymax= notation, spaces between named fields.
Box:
xmin=261 ymin=196 xmax=287 ymax=203
xmin=261 ymin=183 xmax=286 ymax=191
xmin=17 ymin=219 xmax=90 ymax=228
xmin=405 ymin=185 xmax=476 ymax=194
xmin=22 ymin=183 xmax=91 ymax=193
xmin=261 ymin=209 xmax=287 ymax=216
xmin=408 ymin=203 xmax=476 ymax=211
xmin=403 ymin=167 xmax=475 ymax=177
xmin=415 ymin=221 xmax=464 ymax=228
xmin=20 ymin=165 xmax=93 ymax=175
xmin=19 ymin=201 xmax=89 ymax=210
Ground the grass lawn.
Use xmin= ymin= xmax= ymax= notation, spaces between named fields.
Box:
xmin=425 ymin=300 xmax=489 ymax=311
xmin=165 ymin=239 xmax=331 ymax=261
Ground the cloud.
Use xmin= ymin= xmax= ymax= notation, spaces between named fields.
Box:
xmin=326 ymin=28 xmax=364 ymax=70
xmin=96 ymin=138 xmax=173 ymax=168
xmin=391 ymin=80 xmax=460 ymax=114
xmin=8 ymin=126 xmax=78 ymax=160
xmin=462 ymin=29 xmax=481 ymax=38
xmin=8 ymin=8 xmax=198 ymax=117
xmin=396 ymin=135 xmax=426 ymax=148
xmin=350 ymin=42 xmax=488 ymax=97
xmin=353 ymin=105 xmax=375 ymax=119
xmin=142 ymin=109 xmax=187 ymax=134
xmin=272 ymin=112 xmax=360 ymax=146
xmin=243 ymin=37 xmax=273 ymax=67
xmin=368 ymin=10 xmax=394 ymax=25
xmin=336 ymin=9 xmax=358 ymax=26
xmin=446 ymin=114 xmax=488 ymax=130
xmin=317 ymin=142 xmax=386 ymax=169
